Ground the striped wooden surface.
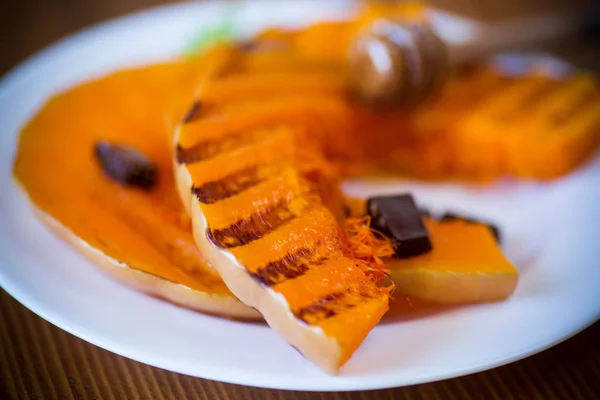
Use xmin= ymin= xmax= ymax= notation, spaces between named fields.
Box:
xmin=1 ymin=289 xmax=599 ymax=399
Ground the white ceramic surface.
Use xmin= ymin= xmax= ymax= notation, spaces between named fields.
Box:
xmin=1 ymin=0 xmax=599 ymax=391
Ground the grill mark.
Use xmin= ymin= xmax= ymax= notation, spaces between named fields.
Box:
xmin=520 ymin=82 xmax=556 ymax=111
xmin=293 ymin=286 xmax=383 ymax=325
xmin=192 ymin=165 xmax=265 ymax=204
xmin=176 ymin=127 xmax=278 ymax=164
xmin=206 ymin=200 xmax=296 ymax=248
xmin=250 ymin=246 xmax=330 ymax=286
xmin=175 ymin=145 xmax=192 ymax=164
xmin=494 ymin=82 xmax=556 ymax=121
xmin=549 ymin=89 xmax=599 ymax=126
xmin=181 ymin=101 xmax=202 ymax=124
xmin=294 ymin=292 xmax=346 ymax=324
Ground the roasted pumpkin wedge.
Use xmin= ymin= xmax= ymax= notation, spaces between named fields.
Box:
xmin=175 ymin=113 xmax=390 ymax=374
xmin=341 ymin=195 xmax=516 ymax=303
xmin=13 ymin=61 xmax=259 ymax=320
xmin=389 ymin=218 xmax=518 ymax=304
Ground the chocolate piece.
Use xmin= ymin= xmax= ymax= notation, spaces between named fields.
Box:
xmin=367 ymin=194 xmax=432 ymax=258
xmin=440 ymin=212 xmax=501 ymax=243
xmin=94 ymin=140 xmax=157 ymax=190
xmin=419 ymin=208 xmax=432 ymax=217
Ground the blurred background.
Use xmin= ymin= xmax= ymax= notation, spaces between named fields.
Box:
xmin=0 ymin=0 xmax=186 ymax=74
xmin=1 ymin=0 xmax=599 ymax=76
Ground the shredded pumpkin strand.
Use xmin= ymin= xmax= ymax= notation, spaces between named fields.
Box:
xmin=341 ymin=216 xmax=394 ymax=285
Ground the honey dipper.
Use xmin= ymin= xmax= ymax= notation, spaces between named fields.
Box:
xmin=348 ymin=9 xmax=599 ymax=104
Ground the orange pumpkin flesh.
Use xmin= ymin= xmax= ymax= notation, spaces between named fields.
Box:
xmin=389 ymin=218 xmax=518 ymax=304
xmin=175 ymin=113 xmax=390 ymax=373
xmin=13 ymin=61 xmax=259 ymax=320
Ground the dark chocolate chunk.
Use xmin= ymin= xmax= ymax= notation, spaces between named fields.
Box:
xmin=419 ymin=208 xmax=432 ymax=217
xmin=367 ymin=194 xmax=432 ymax=258
xmin=94 ymin=140 xmax=157 ymax=190
xmin=440 ymin=212 xmax=501 ymax=243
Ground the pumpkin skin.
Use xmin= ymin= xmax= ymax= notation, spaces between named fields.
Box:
xmin=13 ymin=61 xmax=259 ymax=320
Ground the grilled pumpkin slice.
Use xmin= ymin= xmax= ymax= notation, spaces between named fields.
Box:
xmin=13 ymin=61 xmax=259 ymax=320
xmin=391 ymin=67 xmax=600 ymax=180
xmin=175 ymin=115 xmax=390 ymax=373
xmin=389 ymin=218 xmax=518 ymax=304
xmin=451 ymin=72 xmax=600 ymax=179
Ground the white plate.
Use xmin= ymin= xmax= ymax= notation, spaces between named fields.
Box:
xmin=1 ymin=0 xmax=599 ymax=392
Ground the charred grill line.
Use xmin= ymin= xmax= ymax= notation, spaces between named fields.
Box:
xmin=294 ymin=292 xmax=346 ymax=324
xmin=206 ymin=201 xmax=296 ymax=248
xmin=494 ymin=82 xmax=556 ymax=121
xmin=549 ymin=88 xmax=598 ymax=126
xmin=293 ymin=286 xmax=381 ymax=325
xmin=176 ymin=122 xmax=285 ymax=164
xmin=175 ymin=144 xmax=197 ymax=164
xmin=520 ymin=84 xmax=557 ymax=113
xmin=192 ymin=166 xmax=265 ymax=204
xmin=176 ymin=126 xmax=280 ymax=165
xmin=250 ymin=247 xmax=330 ymax=286
xmin=181 ymin=101 xmax=202 ymax=124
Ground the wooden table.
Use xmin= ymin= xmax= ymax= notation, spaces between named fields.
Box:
xmin=1 ymin=1 xmax=600 ymax=399
xmin=2 ymin=289 xmax=599 ymax=399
